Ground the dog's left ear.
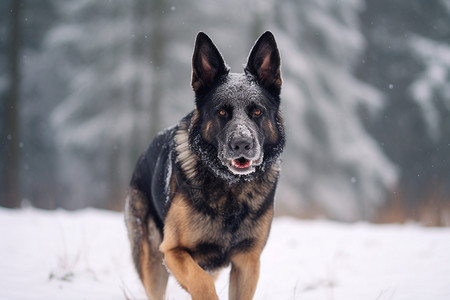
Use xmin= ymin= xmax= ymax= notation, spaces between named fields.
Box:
xmin=245 ymin=31 xmax=282 ymax=95
xmin=192 ymin=32 xmax=229 ymax=97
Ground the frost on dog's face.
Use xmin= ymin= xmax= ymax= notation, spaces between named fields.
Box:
xmin=189 ymin=31 xmax=285 ymax=182
xmin=210 ymin=74 xmax=267 ymax=176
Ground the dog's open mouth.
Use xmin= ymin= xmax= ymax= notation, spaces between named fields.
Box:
xmin=232 ymin=157 xmax=252 ymax=169
xmin=224 ymin=156 xmax=263 ymax=175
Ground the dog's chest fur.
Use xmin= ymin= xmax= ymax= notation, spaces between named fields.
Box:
xmin=166 ymin=180 xmax=277 ymax=270
xmin=163 ymin=119 xmax=280 ymax=270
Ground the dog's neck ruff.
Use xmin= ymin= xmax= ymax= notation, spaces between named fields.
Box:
xmin=174 ymin=122 xmax=198 ymax=183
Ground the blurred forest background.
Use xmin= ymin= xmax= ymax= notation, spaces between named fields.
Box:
xmin=1 ymin=0 xmax=449 ymax=225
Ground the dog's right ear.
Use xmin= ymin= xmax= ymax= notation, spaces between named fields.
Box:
xmin=191 ymin=32 xmax=229 ymax=98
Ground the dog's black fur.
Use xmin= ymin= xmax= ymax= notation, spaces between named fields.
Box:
xmin=125 ymin=31 xmax=285 ymax=300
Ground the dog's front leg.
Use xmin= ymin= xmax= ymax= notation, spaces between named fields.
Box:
xmin=229 ymin=251 xmax=261 ymax=300
xmin=161 ymin=194 xmax=219 ymax=299
xmin=163 ymin=247 xmax=218 ymax=300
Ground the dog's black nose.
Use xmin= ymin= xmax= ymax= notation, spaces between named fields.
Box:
xmin=230 ymin=136 xmax=253 ymax=153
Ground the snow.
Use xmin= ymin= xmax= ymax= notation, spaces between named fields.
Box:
xmin=1 ymin=207 xmax=449 ymax=300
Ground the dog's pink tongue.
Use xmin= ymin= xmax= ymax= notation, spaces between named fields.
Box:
xmin=232 ymin=159 xmax=251 ymax=169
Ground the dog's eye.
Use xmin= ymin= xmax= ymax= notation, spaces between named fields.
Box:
xmin=253 ymin=108 xmax=262 ymax=117
xmin=218 ymin=109 xmax=227 ymax=117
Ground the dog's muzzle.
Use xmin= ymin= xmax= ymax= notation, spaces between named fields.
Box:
xmin=220 ymin=125 xmax=263 ymax=175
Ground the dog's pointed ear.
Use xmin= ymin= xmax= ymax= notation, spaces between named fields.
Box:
xmin=191 ymin=32 xmax=229 ymax=96
xmin=245 ymin=31 xmax=282 ymax=95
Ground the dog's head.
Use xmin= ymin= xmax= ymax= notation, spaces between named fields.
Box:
xmin=189 ymin=32 xmax=285 ymax=182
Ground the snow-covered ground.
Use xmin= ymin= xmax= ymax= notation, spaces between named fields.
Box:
xmin=1 ymin=207 xmax=449 ymax=300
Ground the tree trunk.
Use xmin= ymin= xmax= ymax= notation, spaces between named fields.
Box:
xmin=1 ymin=0 xmax=23 ymax=208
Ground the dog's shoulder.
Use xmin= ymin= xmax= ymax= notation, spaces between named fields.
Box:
xmin=129 ymin=120 xmax=183 ymax=220
xmin=131 ymin=127 xmax=173 ymax=184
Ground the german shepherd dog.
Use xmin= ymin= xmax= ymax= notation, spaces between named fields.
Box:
xmin=125 ymin=31 xmax=285 ymax=300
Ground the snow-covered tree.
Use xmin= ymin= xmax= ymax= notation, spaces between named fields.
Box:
xmin=39 ymin=0 xmax=399 ymax=219
xmin=267 ymin=0 xmax=398 ymax=220
xmin=47 ymin=0 xmax=159 ymax=209
xmin=360 ymin=0 xmax=450 ymax=223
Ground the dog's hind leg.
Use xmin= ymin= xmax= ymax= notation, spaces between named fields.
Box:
xmin=125 ymin=189 xmax=168 ymax=300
